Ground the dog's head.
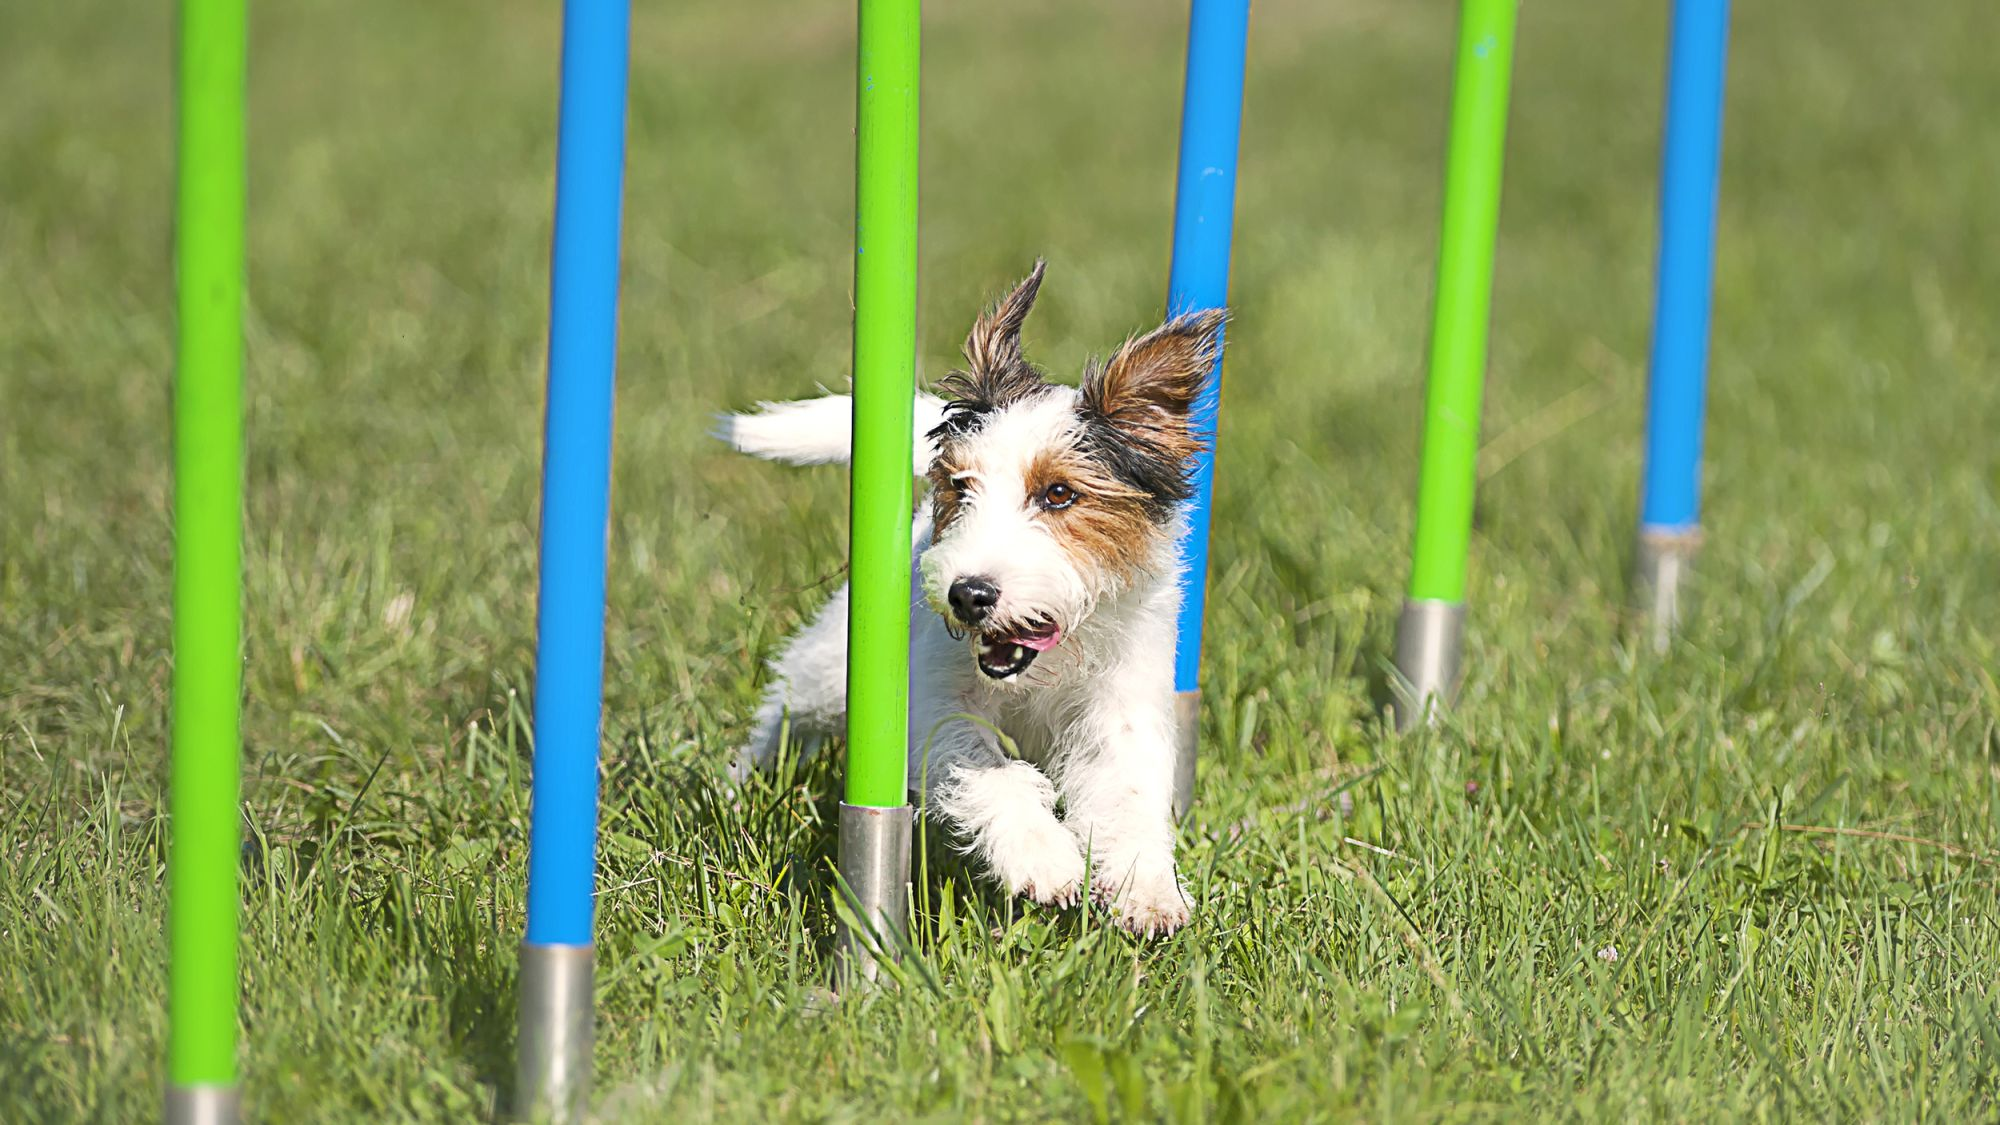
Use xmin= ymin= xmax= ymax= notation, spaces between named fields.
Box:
xmin=919 ymin=261 xmax=1225 ymax=684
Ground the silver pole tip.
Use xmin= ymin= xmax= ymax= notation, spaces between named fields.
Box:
xmin=165 ymin=1086 xmax=240 ymax=1125
xmin=1633 ymin=527 xmax=1701 ymax=654
xmin=515 ymin=942 xmax=594 ymax=1122
xmin=834 ymin=802 xmax=913 ymax=987
xmin=1172 ymin=690 xmax=1199 ymax=821
xmin=1391 ymin=598 xmax=1466 ymax=731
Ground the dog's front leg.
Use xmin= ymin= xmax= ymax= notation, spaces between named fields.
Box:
xmin=1058 ymin=677 xmax=1188 ymax=937
xmin=915 ymin=717 xmax=1086 ymax=908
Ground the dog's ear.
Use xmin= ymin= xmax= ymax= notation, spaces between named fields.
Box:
xmin=1081 ymin=308 xmax=1226 ymax=444
xmin=963 ymin=259 xmax=1045 ymax=381
xmin=941 ymin=260 xmax=1047 ymax=411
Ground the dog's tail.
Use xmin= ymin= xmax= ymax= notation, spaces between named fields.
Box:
xmin=717 ymin=392 xmax=947 ymax=475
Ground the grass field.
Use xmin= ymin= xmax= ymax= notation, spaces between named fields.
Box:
xmin=5 ymin=0 xmax=1999 ymax=1119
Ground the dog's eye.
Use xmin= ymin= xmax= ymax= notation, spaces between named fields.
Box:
xmin=1039 ymin=482 xmax=1077 ymax=510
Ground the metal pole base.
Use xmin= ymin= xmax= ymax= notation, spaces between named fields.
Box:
xmin=165 ymin=1086 xmax=240 ymax=1125
xmin=1634 ymin=527 xmax=1700 ymax=654
xmin=1391 ymin=599 xmax=1466 ymax=731
xmin=1171 ymin=690 xmax=1199 ymax=822
xmin=515 ymin=942 xmax=593 ymax=1123
xmin=834 ymin=802 xmax=912 ymax=987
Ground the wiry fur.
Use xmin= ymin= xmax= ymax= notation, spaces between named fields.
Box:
xmin=720 ymin=262 xmax=1226 ymax=937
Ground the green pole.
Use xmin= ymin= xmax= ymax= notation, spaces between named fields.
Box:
xmin=169 ymin=0 xmax=246 ymax=1118
xmin=844 ymin=0 xmax=918 ymax=808
xmin=835 ymin=0 xmax=919 ymax=982
xmin=1393 ymin=0 xmax=1517 ymax=729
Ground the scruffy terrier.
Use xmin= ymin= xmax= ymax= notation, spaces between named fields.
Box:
xmin=721 ymin=261 xmax=1223 ymax=937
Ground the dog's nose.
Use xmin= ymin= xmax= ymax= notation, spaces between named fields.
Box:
xmin=947 ymin=576 xmax=1000 ymax=624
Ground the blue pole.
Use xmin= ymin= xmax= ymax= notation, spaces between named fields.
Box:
xmin=517 ymin=0 xmax=629 ymax=1117
xmin=1164 ymin=0 xmax=1249 ymax=818
xmin=1636 ymin=0 xmax=1729 ymax=647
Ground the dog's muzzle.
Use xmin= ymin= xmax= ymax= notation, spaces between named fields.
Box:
xmin=972 ymin=620 xmax=1062 ymax=680
xmin=944 ymin=576 xmax=1064 ymax=680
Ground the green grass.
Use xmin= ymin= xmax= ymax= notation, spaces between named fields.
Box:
xmin=5 ymin=0 xmax=1999 ymax=1119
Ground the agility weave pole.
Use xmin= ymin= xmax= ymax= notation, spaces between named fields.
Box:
xmin=1392 ymin=0 xmax=1519 ymax=730
xmin=1164 ymin=0 xmax=1250 ymax=820
xmin=834 ymin=0 xmax=921 ymax=984
xmin=168 ymin=0 xmax=248 ymax=1119
xmin=1636 ymin=0 xmax=1730 ymax=651
xmin=515 ymin=0 xmax=630 ymax=1117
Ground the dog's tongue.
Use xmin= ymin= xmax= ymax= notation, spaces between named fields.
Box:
xmin=1008 ymin=624 xmax=1063 ymax=652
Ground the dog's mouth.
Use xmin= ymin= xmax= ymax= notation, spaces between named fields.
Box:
xmin=973 ymin=620 xmax=1063 ymax=680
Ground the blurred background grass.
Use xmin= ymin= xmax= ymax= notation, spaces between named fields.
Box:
xmin=3 ymin=0 xmax=1997 ymax=1119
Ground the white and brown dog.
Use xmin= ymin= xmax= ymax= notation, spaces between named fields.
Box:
xmin=721 ymin=261 xmax=1222 ymax=937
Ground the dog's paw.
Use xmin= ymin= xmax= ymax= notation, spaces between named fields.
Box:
xmin=992 ymin=823 xmax=1087 ymax=910
xmin=1092 ymin=869 xmax=1191 ymax=938
xmin=1023 ymin=875 xmax=1085 ymax=910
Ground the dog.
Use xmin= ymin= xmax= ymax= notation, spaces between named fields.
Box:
xmin=720 ymin=261 xmax=1223 ymax=937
